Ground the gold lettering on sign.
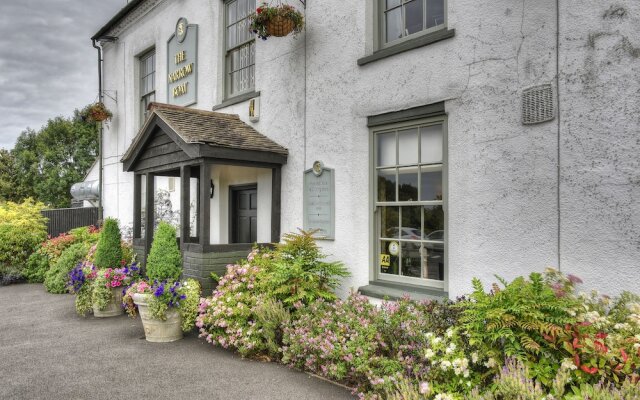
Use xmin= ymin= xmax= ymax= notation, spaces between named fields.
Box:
xmin=173 ymin=82 xmax=189 ymax=97
xmin=174 ymin=51 xmax=186 ymax=64
xmin=168 ymin=63 xmax=193 ymax=83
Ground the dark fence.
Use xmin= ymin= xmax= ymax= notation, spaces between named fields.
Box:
xmin=41 ymin=207 xmax=99 ymax=237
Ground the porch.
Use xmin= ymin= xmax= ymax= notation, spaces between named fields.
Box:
xmin=121 ymin=103 xmax=288 ymax=292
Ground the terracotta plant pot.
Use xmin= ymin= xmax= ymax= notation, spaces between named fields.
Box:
xmin=266 ymin=15 xmax=295 ymax=37
xmin=132 ymin=293 xmax=183 ymax=343
xmin=93 ymin=287 xmax=124 ymax=318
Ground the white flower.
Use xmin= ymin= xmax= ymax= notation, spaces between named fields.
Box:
xmin=471 ymin=352 xmax=479 ymax=363
xmin=432 ymin=337 xmax=442 ymax=345
xmin=560 ymin=358 xmax=578 ymax=371
xmin=434 ymin=394 xmax=454 ymax=400
xmin=446 ymin=328 xmax=454 ymax=338
xmin=440 ymin=360 xmax=451 ymax=371
xmin=425 ymin=332 xmax=435 ymax=339
xmin=484 ymin=358 xmax=497 ymax=368
xmin=614 ymin=323 xmax=630 ymax=330
xmin=424 ymin=349 xmax=435 ymax=359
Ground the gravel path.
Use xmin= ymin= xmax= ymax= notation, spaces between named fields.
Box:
xmin=0 ymin=284 xmax=354 ymax=400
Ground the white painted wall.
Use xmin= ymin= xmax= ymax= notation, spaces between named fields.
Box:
xmin=96 ymin=0 xmax=640 ymax=298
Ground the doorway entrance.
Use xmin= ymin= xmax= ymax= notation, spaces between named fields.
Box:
xmin=230 ymin=185 xmax=257 ymax=244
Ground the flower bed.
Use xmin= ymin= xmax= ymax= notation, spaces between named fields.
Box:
xmin=196 ymin=232 xmax=640 ymax=399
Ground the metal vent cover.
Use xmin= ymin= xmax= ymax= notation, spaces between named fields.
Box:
xmin=522 ymin=84 xmax=554 ymax=124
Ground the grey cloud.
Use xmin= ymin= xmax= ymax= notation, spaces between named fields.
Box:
xmin=0 ymin=0 xmax=126 ymax=149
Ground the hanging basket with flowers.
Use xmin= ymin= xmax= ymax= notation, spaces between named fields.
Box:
xmin=249 ymin=2 xmax=304 ymax=40
xmin=86 ymin=102 xmax=113 ymax=123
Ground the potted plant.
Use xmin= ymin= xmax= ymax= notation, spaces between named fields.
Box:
xmin=249 ymin=2 xmax=304 ymax=40
xmin=126 ymin=222 xmax=201 ymax=342
xmin=86 ymin=102 xmax=112 ymax=123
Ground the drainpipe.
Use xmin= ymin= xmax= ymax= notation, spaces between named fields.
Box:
xmin=555 ymin=0 xmax=562 ymax=271
xmin=92 ymin=39 xmax=104 ymax=225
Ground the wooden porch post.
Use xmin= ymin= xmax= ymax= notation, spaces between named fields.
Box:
xmin=271 ymin=166 xmax=282 ymax=243
xmin=133 ymin=174 xmax=141 ymax=239
xmin=199 ymin=162 xmax=210 ymax=246
xmin=144 ymin=173 xmax=154 ymax=256
xmin=180 ymin=165 xmax=191 ymax=248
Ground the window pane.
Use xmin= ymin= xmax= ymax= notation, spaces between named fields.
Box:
xmin=398 ymin=166 xmax=418 ymax=201
xmin=378 ymin=168 xmax=396 ymax=202
xmin=426 ymin=0 xmax=445 ymax=28
xmin=227 ymin=1 xmax=237 ymax=24
xmin=421 ymin=124 xmax=443 ymax=163
xmin=238 ymin=0 xmax=248 ymax=18
xmin=401 ymin=206 xmax=421 ymax=237
xmin=386 ymin=0 xmax=401 ymax=9
xmin=404 ymin=0 xmax=423 ymax=35
xmin=377 ymin=132 xmax=396 ymax=167
xmin=401 ymin=241 xmax=421 ymax=277
xmin=424 ymin=241 xmax=444 ymax=280
xmin=398 ymin=128 xmax=418 ymax=165
xmin=420 ymin=166 xmax=442 ymax=201
xmin=379 ymin=206 xmax=399 ymax=238
xmin=385 ymin=7 xmax=403 ymax=42
xmin=380 ymin=241 xmax=399 ymax=275
xmin=423 ymin=205 xmax=444 ymax=236
xmin=227 ymin=25 xmax=237 ymax=48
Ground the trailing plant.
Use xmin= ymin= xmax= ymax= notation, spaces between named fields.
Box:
xmin=123 ymin=280 xmax=151 ymax=318
xmin=84 ymin=102 xmax=112 ymax=123
xmin=255 ymin=230 xmax=350 ymax=307
xmin=144 ymin=279 xmax=200 ymax=332
xmin=69 ymin=262 xmax=97 ymax=315
xmin=249 ymin=2 xmax=304 ymax=40
xmin=93 ymin=218 xmax=123 ymax=269
xmin=91 ymin=265 xmax=140 ymax=312
xmin=44 ymin=242 xmax=91 ymax=294
xmin=253 ymin=296 xmax=291 ymax=359
xmin=146 ymin=222 xmax=182 ymax=282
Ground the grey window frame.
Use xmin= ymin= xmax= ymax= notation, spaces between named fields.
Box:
xmin=370 ymin=116 xmax=448 ymax=289
xmin=224 ymin=0 xmax=256 ymax=100
xmin=139 ymin=49 xmax=156 ymax=125
xmin=377 ymin=0 xmax=448 ymax=50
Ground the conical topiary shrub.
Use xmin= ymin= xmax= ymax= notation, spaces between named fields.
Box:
xmin=146 ymin=222 xmax=182 ymax=282
xmin=94 ymin=218 xmax=123 ymax=269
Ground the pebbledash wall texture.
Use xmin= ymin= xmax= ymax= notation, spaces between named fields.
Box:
xmin=95 ymin=0 xmax=640 ymax=299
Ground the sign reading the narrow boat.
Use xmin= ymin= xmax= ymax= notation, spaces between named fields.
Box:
xmin=167 ymin=17 xmax=197 ymax=106
xmin=303 ymin=161 xmax=335 ymax=240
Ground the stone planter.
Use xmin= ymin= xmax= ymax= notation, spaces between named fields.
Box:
xmin=93 ymin=287 xmax=124 ymax=318
xmin=132 ymin=293 xmax=183 ymax=342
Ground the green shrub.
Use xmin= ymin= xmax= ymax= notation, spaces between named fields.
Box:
xmin=23 ymin=248 xmax=50 ymax=283
xmin=93 ymin=218 xmax=123 ymax=269
xmin=255 ymin=230 xmax=350 ymax=307
xmin=254 ymin=297 xmax=291 ymax=358
xmin=146 ymin=222 xmax=182 ymax=282
xmin=44 ymin=242 xmax=90 ymax=294
xmin=0 ymin=199 xmax=48 ymax=278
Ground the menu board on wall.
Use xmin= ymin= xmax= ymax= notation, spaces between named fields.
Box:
xmin=303 ymin=161 xmax=335 ymax=240
xmin=167 ymin=17 xmax=197 ymax=106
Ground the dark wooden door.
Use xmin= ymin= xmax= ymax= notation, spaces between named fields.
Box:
xmin=231 ymin=186 xmax=257 ymax=243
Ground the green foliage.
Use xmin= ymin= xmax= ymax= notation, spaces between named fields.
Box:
xmin=254 ymin=297 xmax=291 ymax=358
xmin=147 ymin=279 xmax=201 ymax=333
xmin=146 ymin=222 xmax=182 ymax=282
xmin=91 ymin=275 xmax=113 ymax=311
xmin=11 ymin=112 xmax=98 ymax=208
xmin=23 ymin=248 xmax=50 ymax=283
xmin=0 ymin=149 xmax=16 ymax=202
xmin=458 ymin=273 xmax=581 ymax=384
xmin=44 ymin=242 xmax=90 ymax=294
xmin=249 ymin=3 xmax=305 ymax=40
xmin=93 ymin=218 xmax=123 ymax=269
xmin=75 ymin=284 xmax=93 ymax=316
xmin=255 ymin=230 xmax=350 ymax=307
xmin=179 ymin=279 xmax=201 ymax=332
xmin=0 ymin=199 xmax=48 ymax=279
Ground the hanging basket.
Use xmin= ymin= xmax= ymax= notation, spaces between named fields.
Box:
xmin=86 ymin=102 xmax=112 ymax=123
xmin=266 ymin=15 xmax=295 ymax=37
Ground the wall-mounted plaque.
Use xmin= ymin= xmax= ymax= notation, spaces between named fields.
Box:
xmin=167 ymin=18 xmax=197 ymax=106
xmin=303 ymin=161 xmax=335 ymax=240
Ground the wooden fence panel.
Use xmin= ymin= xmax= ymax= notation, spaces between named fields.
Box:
xmin=41 ymin=207 xmax=99 ymax=237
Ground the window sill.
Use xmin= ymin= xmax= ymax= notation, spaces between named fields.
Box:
xmin=357 ymin=28 xmax=455 ymax=66
xmin=358 ymin=281 xmax=448 ymax=302
xmin=211 ymin=91 xmax=260 ymax=111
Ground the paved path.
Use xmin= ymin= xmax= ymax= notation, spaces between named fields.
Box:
xmin=0 ymin=284 xmax=354 ymax=400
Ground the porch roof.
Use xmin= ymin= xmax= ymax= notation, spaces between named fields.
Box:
xmin=121 ymin=103 xmax=288 ymax=172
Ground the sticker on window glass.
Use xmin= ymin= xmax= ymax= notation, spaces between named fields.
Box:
xmin=380 ymin=254 xmax=391 ymax=267
xmin=388 ymin=241 xmax=400 ymax=256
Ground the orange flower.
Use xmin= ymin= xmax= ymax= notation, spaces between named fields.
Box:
xmin=580 ymin=365 xmax=598 ymax=374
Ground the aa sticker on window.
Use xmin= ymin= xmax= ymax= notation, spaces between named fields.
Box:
xmin=380 ymin=254 xmax=390 ymax=267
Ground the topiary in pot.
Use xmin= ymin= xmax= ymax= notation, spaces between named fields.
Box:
xmin=93 ymin=218 xmax=123 ymax=269
xmin=146 ymin=222 xmax=182 ymax=282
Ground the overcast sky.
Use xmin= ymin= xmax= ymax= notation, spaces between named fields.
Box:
xmin=0 ymin=0 xmax=126 ymax=150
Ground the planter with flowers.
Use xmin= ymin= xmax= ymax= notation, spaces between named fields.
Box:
xmin=85 ymin=102 xmax=113 ymax=123
xmin=249 ymin=2 xmax=304 ymax=40
xmin=124 ymin=222 xmax=201 ymax=342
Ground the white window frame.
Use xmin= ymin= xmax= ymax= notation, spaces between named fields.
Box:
xmin=139 ymin=49 xmax=156 ymax=126
xmin=370 ymin=116 xmax=448 ymax=289
xmin=224 ymin=0 xmax=256 ymax=99
xmin=377 ymin=0 xmax=448 ymax=49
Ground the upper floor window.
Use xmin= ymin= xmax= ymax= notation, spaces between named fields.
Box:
xmin=381 ymin=0 xmax=445 ymax=46
xmin=140 ymin=49 xmax=156 ymax=124
xmin=225 ymin=0 xmax=256 ymax=98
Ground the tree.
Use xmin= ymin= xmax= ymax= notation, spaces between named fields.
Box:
xmin=94 ymin=218 xmax=123 ymax=269
xmin=10 ymin=109 xmax=98 ymax=208
xmin=0 ymin=149 xmax=16 ymax=201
